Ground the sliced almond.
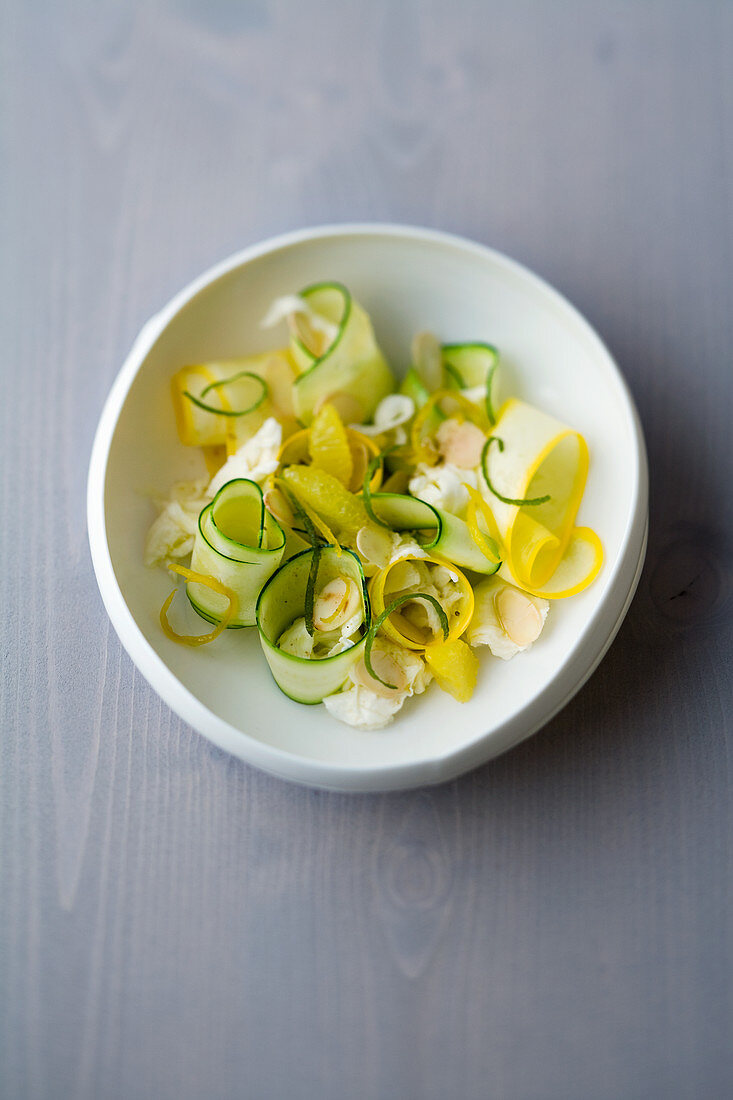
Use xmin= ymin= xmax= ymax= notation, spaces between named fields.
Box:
xmin=354 ymin=394 xmax=415 ymax=436
xmin=352 ymin=650 xmax=408 ymax=697
xmin=375 ymin=394 xmax=415 ymax=431
xmin=313 ymin=577 xmax=348 ymax=628
xmin=356 ymin=525 xmax=394 ymax=568
xmin=495 ymin=586 xmax=544 ymax=647
xmin=313 ymin=577 xmax=361 ymax=631
xmin=349 ymin=439 xmax=370 ymax=492
xmin=263 ymin=486 xmax=296 ymax=528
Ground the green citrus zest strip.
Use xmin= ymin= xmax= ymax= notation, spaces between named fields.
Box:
xmin=160 ymin=564 xmax=238 ymax=646
xmin=183 ymin=371 xmax=268 ymax=417
xmin=364 ymin=593 xmax=449 ymax=690
xmin=301 ymin=500 xmax=341 ymax=553
xmin=481 ymin=437 xmax=551 ymax=506
xmin=304 ymin=548 xmax=322 ymax=640
xmin=362 ymin=447 xmax=394 ymax=529
xmin=484 ymin=360 xmax=498 ymax=425
xmin=442 ymin=361 xmax=465 ymax=389
xmin=275 ymin=479 xmax=335 ymax=546
xmin=276 ymin=483 xmax=323 ymax=636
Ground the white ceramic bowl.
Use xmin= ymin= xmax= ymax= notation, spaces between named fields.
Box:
xmin=88 ymin=224 xmax=648 ymax=792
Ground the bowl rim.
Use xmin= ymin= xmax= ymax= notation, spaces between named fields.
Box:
xmin=87 ymin=222 xmax=649 ymax=791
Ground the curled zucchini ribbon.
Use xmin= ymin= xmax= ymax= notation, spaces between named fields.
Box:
xmin=482 ymin=399 xmax=603 ymax=598
xmin=289 ymin=282 xmax=395 ymax=425
xmin=369 ymin=552 xmax=474 ymax=651
xmin=256 ymin=547 xmax=371 ymax=704
xmin=367 ymin=492 xmax=501 ymax=576
xmin=440 ymin=342 xmax=499 ymax=423
xmin=188 ymin=479 xmax=286 ymax=628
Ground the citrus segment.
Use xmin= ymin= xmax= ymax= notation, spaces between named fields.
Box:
xmin=424 ymin=639 xmax=479 ymax=702
xmin=308 ymin=403 xmax=354 ymax=487
xmin=281 ymin=465 xmax=369 ymax=537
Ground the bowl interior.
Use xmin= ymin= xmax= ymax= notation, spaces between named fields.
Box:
xmin=103 ymin=230 xmax=640 ymax=777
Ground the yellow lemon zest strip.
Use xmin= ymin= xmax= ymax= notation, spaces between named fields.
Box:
xmin=464 ymin=485 xmax=503 ymax=565
xmin=160 ymin=564 xmax=238 ymax=646
xmin=299 ymin=500 xmax=342 ymax=556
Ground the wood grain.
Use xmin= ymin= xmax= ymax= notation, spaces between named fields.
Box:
xmin=2 ymin=1 xmax=732 ymax=1098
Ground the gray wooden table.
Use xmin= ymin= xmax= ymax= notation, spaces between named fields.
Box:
xmin=2 ymin=2 xmax=732 ymax=1098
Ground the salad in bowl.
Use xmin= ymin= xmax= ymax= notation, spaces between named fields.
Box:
xmin=145 ymin=281 xmax=603 ymax=731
